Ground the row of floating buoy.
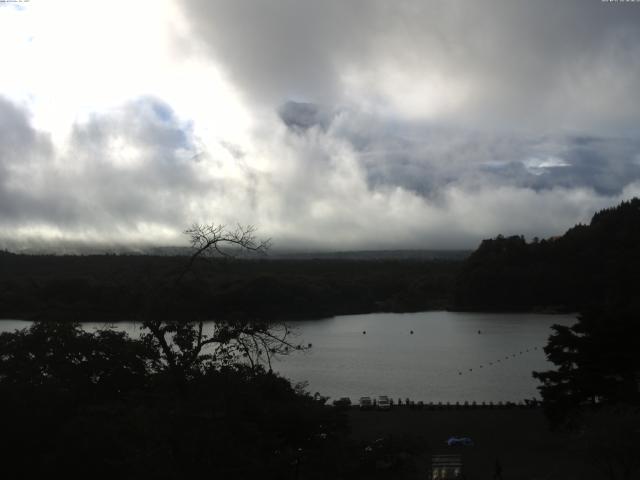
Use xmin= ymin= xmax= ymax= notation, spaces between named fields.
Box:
xmin=362 ymin=330 xmax=415 ymax=335
xmin=457 ymin=346 xmax=541 ymax=375
xmin=354 ymin=331 xmax=542 ymax=377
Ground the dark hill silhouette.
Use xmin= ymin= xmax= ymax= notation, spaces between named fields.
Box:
xmin=0 ymin=253 xmax=460 ymax=321
xmin=454 ymin=198 xmax=640 ymax=312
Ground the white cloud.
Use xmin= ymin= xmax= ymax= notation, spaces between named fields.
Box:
xmin=523 ymin=156 xmax=571 ymax=175
xmin=1 ymin=1 xmax=640 ymax=250
xmin=0 ymin=1 xmax=252 ymax=148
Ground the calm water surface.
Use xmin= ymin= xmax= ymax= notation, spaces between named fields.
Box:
xmin=274 ymin=311 xmax=576 ymax=403
xmin=1 ymin=311 xmax=576 ymax=403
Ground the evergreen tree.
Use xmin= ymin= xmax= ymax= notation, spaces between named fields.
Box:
xmin=533 ymin=306 xmax=640 ymax=428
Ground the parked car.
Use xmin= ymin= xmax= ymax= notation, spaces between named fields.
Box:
xmin=359 ymin=396 xmax=373 ymax=409
xmin=378 ymin=395 xmax=391 ymax=410
xmin=447 ymin=437 xmax=474 ymax=447
xmin=332 ymin=397 xmax=352 ymax=409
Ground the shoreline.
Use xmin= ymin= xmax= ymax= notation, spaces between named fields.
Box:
xmin=0 ymin=307 xmax=577 ymax=324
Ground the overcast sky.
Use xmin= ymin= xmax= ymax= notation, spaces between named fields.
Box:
xmin=1 ymin=0 xmax=640 ymax=250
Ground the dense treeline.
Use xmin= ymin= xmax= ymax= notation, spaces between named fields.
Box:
xmin=0 ymin=316 xmax=431 ymax=478
xmin=0 ymin=321 xmax=363 ymax=479
xmin=454 ymin=198 xmax=640 ymax=312
xmin=0 ymin=254 xmax=460 ymax=321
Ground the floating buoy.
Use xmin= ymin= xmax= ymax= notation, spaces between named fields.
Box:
xmin=362 ymin=331 xmax=366 ymax=335
xmin=458 ymin=372 xmax=462 ymax=375
xmin=469 ymin=368 xmax=473 ymax=372
xmin=478 ymin=330 xmax=482 ymax=334
xmin=410 ymin=330 xmax=414 ymax=334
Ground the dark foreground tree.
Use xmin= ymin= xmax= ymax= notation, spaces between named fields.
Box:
xmin=533 ymin=306 xmax=640 ymax=428
xmin=0 ymin=321 xmax=153 ymax=398
xmin=0 ymin=224 xmax=350 ymax=480
xmin=0 ymin=323 xmax=345 ymax=480
xmin=583 ymin=406 xmax=640 ymax=480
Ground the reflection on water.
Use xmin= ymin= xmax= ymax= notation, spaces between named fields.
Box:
xmin=0 ymin=311 xmax=575 ymax=402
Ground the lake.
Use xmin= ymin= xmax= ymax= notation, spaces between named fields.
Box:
xmin=0 ymin=311 xmax=576 ymax=403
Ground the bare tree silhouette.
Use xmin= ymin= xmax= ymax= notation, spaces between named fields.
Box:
xmin=141 ymin=223 xmax=303 ymax=384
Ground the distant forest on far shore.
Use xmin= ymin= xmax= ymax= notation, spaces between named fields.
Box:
xmin=0 ymin=253 xmax=460 ymax=322
xmin=1 ymin=198 xmax=638 ymax=321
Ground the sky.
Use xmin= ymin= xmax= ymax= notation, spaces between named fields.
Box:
xmin=1 ymin=0 xmax=640 ymax=251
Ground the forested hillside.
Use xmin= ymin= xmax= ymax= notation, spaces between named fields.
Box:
xmin=454 ymin=198 xmax=640 ymax=312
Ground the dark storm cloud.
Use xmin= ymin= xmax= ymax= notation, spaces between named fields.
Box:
xmin=181 ymin=0 xmax=378 ymax=105
xmin=308 ymin=108 xmax=640 ymax=197
xmin=527 ymin=137 xmax=640 ymax=195
xmin=0 ymin=97 xmax=47 ymax=160
xmin=278 ymin=101 xmax=333 ymax=131
xmin=0 ymin=97 xmax=54 ymax=221
xmin=181 ymin=0 xmax=640 ymax=133
xmin=176 ymin=0 xmax=640 ymax=242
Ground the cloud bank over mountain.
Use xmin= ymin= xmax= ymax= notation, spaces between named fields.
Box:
xmin=1 ymin=1 xmax=640 ymax=249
